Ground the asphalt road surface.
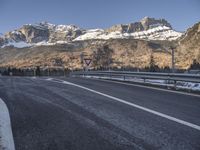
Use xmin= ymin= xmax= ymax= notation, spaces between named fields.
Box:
xmin=0 ymin=76 xmax=200 ymax=150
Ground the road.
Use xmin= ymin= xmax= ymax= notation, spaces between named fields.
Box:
xmin=0 ymin=76 xmax=200 ymax=150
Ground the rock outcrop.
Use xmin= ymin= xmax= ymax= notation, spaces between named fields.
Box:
xmin=106 ymin=17 xmax=172 ymax=33
xmin=5 ymin=31 xmax=26 ymax=42
xmin=140 ymin=17 xmax=172 ymax=30
xmin=19 ymin=24 xmax=49 ymax=43
xmin=176 ymin=22 xmax=200 ymax=68
xmin=0 ymin=37 xmax=5 ymax=47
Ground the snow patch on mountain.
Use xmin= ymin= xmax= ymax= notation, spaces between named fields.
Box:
xmin=74 ymin=26 xmax=183 ymax=41
xmin=39 ymin=22 xmax=81 ymax=32
xmin=34 ymin=40 xmax=68 ymax=46
xmin=34 ymin=41 xmax=53 ymax=46
xmin=73 ymin=29 xmax=104 ymax=41
xmin=55 ymin=25 xmax=79 ymax=32
xmin=1 ymin=40 xmax=32 ymax=48
xmin=11 ymin=31 xmax=21 ymax=35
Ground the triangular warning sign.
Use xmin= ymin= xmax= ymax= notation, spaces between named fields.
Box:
xmin=84 ymin=59 xmax=92 ymax=66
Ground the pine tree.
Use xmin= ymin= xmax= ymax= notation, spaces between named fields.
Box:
xmin=190 ymin=59 xmax=200 ymax=70
xmin=93 ymin=45 xmax=113 ymax=70
xmin=36 ymin=66 xmax=41 ymax=76
xmin=149 ymin=54 xmax=159 ymax=72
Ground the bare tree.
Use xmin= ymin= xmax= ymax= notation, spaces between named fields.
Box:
xmin=93 ymin=45 xmax=113 ymax=70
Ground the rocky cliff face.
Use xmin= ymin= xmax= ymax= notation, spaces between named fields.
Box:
xmin=47 ymin=24 xmax=83 ymax=43
xmin=105 ymin=22 xmax=144 ymax=33
xmin=5 ymin=31 xmax=26 ymax=42
xmin=19 ymin=24 xmax=49 ymax=43
xmin=140 ymin=17 xmax=172 ymax=30
xmin=106 ymin=17 xmax=172 ymax=33
xmin=0 ymin=37 xmax=5 ymax=47
xmin=3 ymin=22 xmax=84 ymax=45
xmin=3 ymin=24 xmax=49 ymax=44
xmin=127 ymin=22 xmax=144 ymax=33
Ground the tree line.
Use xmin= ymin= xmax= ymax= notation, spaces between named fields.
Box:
xmin=0 ymin=66 xmax=71 ymax=76
xmin=1 ymin=46 xmax=200 ymax=76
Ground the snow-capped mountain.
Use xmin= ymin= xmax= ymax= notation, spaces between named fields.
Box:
xmin=0 ymin=19 xmax=199 ymax=70
xmin=74 ymin=26 xmax=182 ymax=41
xmin=74 ymin=17 xmax=182 ymax=41
xmin=0 ymin=17 xmax=183 ymax=48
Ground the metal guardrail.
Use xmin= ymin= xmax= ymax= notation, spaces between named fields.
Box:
xmin=71 ymin=71 xmax=200 ymax=83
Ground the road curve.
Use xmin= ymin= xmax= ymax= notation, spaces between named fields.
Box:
xmin=0 ymin=76 xmax=199 ymax=150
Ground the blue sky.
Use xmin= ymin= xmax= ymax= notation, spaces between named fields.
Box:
xmin=0 ymin=0 xmax=200 ymax=33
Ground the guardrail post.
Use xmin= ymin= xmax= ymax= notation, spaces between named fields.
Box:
xmin=167 ymin=75 xmax=170 ymax=85
xmin=174 ymin=80 xmax=177 ymax=89
xmin=84 ymin=71 xmax=86 ymax=78
xmin=123 ymin=75 xmax=125 ymax=81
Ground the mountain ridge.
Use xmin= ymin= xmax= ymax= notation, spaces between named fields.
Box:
xmin=0 ymin=17 xmax=183 ymax=48
xmin=0 ymin=17 xmax=199 ymax=70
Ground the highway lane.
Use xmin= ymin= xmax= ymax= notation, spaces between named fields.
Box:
xmin=0 ymin=76 xmax=199 ymax=150
xmin=60 ymin=77 xmax=200 ymax=126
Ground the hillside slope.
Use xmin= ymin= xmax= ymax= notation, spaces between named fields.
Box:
xmin=0 ymin=39 xmax=175 ymax=69
xmin=176 ymin=22 xmax=200 ymax=68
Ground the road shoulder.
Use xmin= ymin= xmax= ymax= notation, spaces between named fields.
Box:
xmin=0 ymin=98 xmax=15 ymax=150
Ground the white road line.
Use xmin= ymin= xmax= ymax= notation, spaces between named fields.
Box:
xmin=45 ymin=78 xmax=200 ymax=131
xmin=0 ymin=98 xmax=15 ymax=150
xmin=86 ymin=77 xmax=200 ymax=98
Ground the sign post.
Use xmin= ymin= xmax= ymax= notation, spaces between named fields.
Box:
xmin=84 ymin=58 xmax=92 ymax=71
xmin=171 ymin=46 xmax=175 ymax=73
xmin=80 ymin=52 xmax=84 ymax=71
